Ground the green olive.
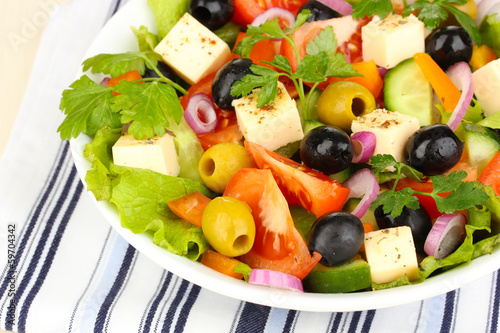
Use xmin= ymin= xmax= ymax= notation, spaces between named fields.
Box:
xmin=316 ymin=81 xmax=376 ymax=132
xmin=202 ymin=196 xmax=255 ymax=257
xmin=199 ymin=142 xmax=256 ymax=193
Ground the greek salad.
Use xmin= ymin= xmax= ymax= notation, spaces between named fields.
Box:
xmin=58 ymin=0 xmax=500 ymax=293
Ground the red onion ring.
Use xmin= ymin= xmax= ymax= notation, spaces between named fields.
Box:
xmin=424 ymin=213 xmax=467 ymax=259
xmin=377 ymin=67 xmax=389 ymax=79
xmin=318 ymin=0 xmax=353 ymax=16
xmin=100 ymin=77 xmax=111 ymax=86
xmin=184 ymin=93 xmax=217 ymax=134
xmin=249 ymin=269 xmax=303 ymax=291
xmin=445 ymin=62 xmax=474 ymax=132
xmin=476 ymin=0 xmax=500 ymax=26
xmin=344 ymin=169 xmax=380 ymax=219
xmin=251 ymin=8 xmax=296 ymax=28
xmin=351 ymin=131 xmax=376 ymax=163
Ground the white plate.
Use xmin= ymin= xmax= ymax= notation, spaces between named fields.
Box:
xmin=70 ymin=0 xmax=499 ymax=312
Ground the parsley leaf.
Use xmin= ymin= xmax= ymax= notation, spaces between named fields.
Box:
xmin=232 ymin=22 xmax=358 ymax=112
xmin=432 ymin=178 xmax=490 ymax=213
xmin=428 ymin=171 xmax=466 ymax=193
xmin=82 ymin=52 xmax=161 ymax=77
xmin=404 ymin=1 xmax=448 ymax=30
xmin=370 ymin=154 xmax=423 ymax=180
xmin=58 ymin=75 xmax=120 ymax=140
xmin=230 ymin=64 xmax=281 ymax=107
xmin=403 ymin=0 xmax=480 ymax=44
xmin=306 ymin=26 xmax=360 ymax=79
xmin=233 ymin=18 xmax=286 ymax=58
xmin=368 ymin=154 xmax=489 ymax=218
xmin=445 ymin=4 xmax=481 ymax=44
xmin=371 ymin=188 xmax=420 ymax=218
xmin=352 ymin=0 xmax=394 ymax=20
xmin=111 ymin=81 xmax=183 ymax=140
xmin=353 ymin=0 xmax=480 ymax=50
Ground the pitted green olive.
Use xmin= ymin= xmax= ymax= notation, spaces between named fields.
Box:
xmin=199 ymin=142 xmax=256 ymax=193
xmin=202 ymin=196 xmax=255 ymax=257
xmin=317 ymin=81 xmax=376 ymax=132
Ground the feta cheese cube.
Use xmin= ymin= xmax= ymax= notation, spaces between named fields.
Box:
xmin=154 ymin=13 xmax=231 ymax=85
xmin=362 ymin=14 xmax=425 ymax=69
xmin=472 ymin=58 xmax=500 ymax=116
xmin=232 ymin=82 xmax=304 ymax=151
xmin=364 ymin=226 xmax=420 ymax=284
xmin=112 ymin=133 xmax=180 ymax=176
xmin=351 ymin=109 xmax=420 ymax=163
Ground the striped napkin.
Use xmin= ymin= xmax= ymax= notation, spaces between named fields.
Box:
xmin=1 ymin=0 xmax=499 ymax=332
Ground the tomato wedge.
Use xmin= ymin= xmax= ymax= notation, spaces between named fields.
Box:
xmin=244 ymin=141 xmax=350 ymax=217
xmin=280 ymin=16 xmax=362 ymax=73
xmin=223 ymin=168 xmax=321 ymax=278
xmin=224 ymin=168 xmax=296 ymax=259
xmin=480 ymin=151 xmax=500 ymax=196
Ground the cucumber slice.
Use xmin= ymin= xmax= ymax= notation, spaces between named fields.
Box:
xmin=463 ymin=123 xmax=500 ymax=174
xmin=302 ymin=259 xmax=371 ymax=293
xmin=384 ymin=58 xmax=434 ymax=126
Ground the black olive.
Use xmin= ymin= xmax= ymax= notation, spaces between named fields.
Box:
xmin=405 ymin=124 xmax=464 ymax=176
xmin=425 ymin=26 xmax=473 ymax=71
xmin=374 ymin=205 xmax=432 ymax=255
xmin=189 ymin=0 xmax=235 ymax=31
xmin=300 ymin=126 xmax=353 ymax=175
xmin=143 ymin=61 xmax=175 ymax=80
xmin=308 ymin=212 xmax=364 ymax=267
xmin=212 ymin=58 xmax=253 ymax=110
xmin=143 ymin=62 xmax=188 ymax=96
xmin=298 ymin=0 xmax=342 ymax=22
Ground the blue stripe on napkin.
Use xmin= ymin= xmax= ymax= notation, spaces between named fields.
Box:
xmin=282 ymin=309 xmax=297 ymax=332
xmin=0 ymin=141 xmax=68 ymax=298
xmin=67 ymin=227 xmax=113 ymax=332
xmin=491 ymin=271 xmax=500 ymax=332
xmin=94 ymin=244 xmax=137 ymax=332
xmin=362 ymin=310 xmax=376 ymax=332
xmin=235 ymin=302 xmax=271 ymax=333
xmin=440 ymin=290 xmax=458 ymax=333
xmin=172 ymin=284 xmax=201 ymax=333
xmin=17 ymin=171 xmax=83 ymax=332
xmin=141 ymin=271 xmax=173 ymax=333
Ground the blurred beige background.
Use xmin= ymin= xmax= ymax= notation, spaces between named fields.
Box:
xmin=0 ymin=0 xmax=65 ymax=159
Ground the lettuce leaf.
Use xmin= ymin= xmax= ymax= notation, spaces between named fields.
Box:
xmin=131 ymin=25 xmax=159 ymax=52
xmin=83 ymin=127 xmax=121 ymax=201
xmin=109 ymin=164 xmax=211 ymax=232
xmin=480 ymin=14 xmax=500 ymax=57
xmin=153 ymin=218 xmax=209 ymax=260
xmin=147 ymin=0 xmax=190 ymax=39
xmin=478 ymin=111 xmax=500 ymax=129
xmin=84 ymin=127 xmax=214 ymax=260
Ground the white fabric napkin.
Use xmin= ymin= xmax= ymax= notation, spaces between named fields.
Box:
xmin=0 ymin=0 xmax=499 ymax=332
